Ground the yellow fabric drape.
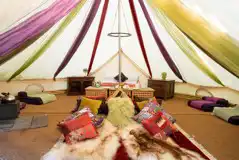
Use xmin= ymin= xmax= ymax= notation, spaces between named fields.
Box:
xmin=147 ymin=3 xmax=223 ymax=86
xmin=148 ymin=0 xmax=239 ymax=78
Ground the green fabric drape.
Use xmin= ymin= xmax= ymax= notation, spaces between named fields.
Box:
xmin=148 ymin=0 xmax=239 ymax=78
xmin=7 ymin=0 xmax=87 ymax=82
xmin=147 ymin=1 xmax=223 ymax=86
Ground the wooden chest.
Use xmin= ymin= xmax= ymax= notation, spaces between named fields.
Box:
xmin=148 ymin=79 xmax=175 ymax=100
xmin=67 ymin=77 xmax=94 ymax=95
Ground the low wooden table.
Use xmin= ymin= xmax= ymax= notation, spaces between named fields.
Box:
xmin=85 ymin=86 xmax=108 ymax=98
xmin=132 ymin=88 xmax=155 ymax=100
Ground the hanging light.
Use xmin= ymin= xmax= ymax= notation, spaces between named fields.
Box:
xmin=108 ymin=0 xmax=131 ymax=38
xmin=108 ymin=32 xmax=131 ymax=37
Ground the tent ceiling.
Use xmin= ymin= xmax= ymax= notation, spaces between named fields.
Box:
xmin=0 ymin=0 xmax=239 ymax=90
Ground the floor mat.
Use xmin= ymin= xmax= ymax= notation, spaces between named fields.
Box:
xmin=0 ymin=115 xmax=48 ymax=132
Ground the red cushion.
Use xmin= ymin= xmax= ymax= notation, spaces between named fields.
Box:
xmin=61 ymin=113 xmax=92 ymax=135
xmin=65 ymin=123 xmax=98 ymax=144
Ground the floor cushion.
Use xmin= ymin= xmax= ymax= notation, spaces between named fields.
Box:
xmin=28 ymin=93 xmax=56 ymax=104
xmin=18 ymin=91 xmax=56 ymax=105
xmin=213 ymin=106 xmax=239 ymax=125
xmin=188 ymin=100 xmax=223 ymax=112
xmin=202 ymin=96 xmax=229 ymax=106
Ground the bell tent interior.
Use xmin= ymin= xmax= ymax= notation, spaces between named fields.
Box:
xmin=0 ymin=0 xmax=239 ymax=160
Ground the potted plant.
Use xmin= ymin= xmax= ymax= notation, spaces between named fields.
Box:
xmin=83 ymin=68 xmax=88 ymax=76
xmin=161 ymin=72 xmax=167 ymax=80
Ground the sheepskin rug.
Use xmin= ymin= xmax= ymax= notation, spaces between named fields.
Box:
xmin=42 ymin=120 xmax=206 ymax=160
xmin=42 ymin=120 xmax=120 ymax=160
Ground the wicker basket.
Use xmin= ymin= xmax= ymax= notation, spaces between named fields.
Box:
xmin=132 ymin=88 xmax=154 ymax=100
xmin=108 ymin=88 xmax=132 ymax=98
xmin=85 ymin=87 xmax=108 ymax=98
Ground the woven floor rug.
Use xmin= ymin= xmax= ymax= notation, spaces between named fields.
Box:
xmin=0 ymin=115 xmax=48 ymax=132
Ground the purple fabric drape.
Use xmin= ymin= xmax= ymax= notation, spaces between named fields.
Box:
xmin=129 ymin=0 xmax=152 ymax=78
xmin=139 ymin=0 xmax=185 ymax=82
xmin=0 ymin=0 xmax=83 ymax=57
xmin=53 ymin=0 xmax=101 ymax=79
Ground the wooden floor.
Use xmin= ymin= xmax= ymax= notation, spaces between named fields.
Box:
xmin=0 ymin=95 xmax=238 ymax=160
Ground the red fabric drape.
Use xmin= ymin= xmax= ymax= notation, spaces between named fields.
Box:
xmin=87 ymin=0 xmax=109 ymax=75
xmin=138 ymin=0 xmax=185 ymax=82
xmin=128 ymin=0 xmax=152 ymax=78
xmin=54 ymin=0 xmax=101 ymax=79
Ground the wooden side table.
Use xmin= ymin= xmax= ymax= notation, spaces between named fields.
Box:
xmin=85 ymin=87 xmax=108 ymax=98
xmin=108 ymin=88 xmax=132 ymax=98
xmin=132 ymin=88 xmax=154 ymax=100
xmin=148 ymin=79 xmax=175 ymax=100
xmin=67 ymin=77 xmax=94 ymax=95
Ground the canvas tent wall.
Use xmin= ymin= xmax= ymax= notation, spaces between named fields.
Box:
xmin=0 ymin=0 xmax=239 ymax=102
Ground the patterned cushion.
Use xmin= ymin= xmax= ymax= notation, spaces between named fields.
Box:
xmin=114 ymin=72 xmax=128 ymax=82
xmin=133 ymin=97 xmax=176 ymax=123
xmin=133 ymin=97 xmax=163 ymax=123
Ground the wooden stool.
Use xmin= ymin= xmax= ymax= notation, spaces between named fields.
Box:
xmin=132 ymin=88 xmax=154 ymax=100
xmin=85 ymin=87 xmax=108 ymax=98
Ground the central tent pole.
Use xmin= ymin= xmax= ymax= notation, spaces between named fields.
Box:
xmin=118 ymin=0 xmax=122 ymax=84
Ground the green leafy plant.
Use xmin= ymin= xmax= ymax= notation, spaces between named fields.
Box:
xmin=161 ymin=72 xmax=167 ymax=80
